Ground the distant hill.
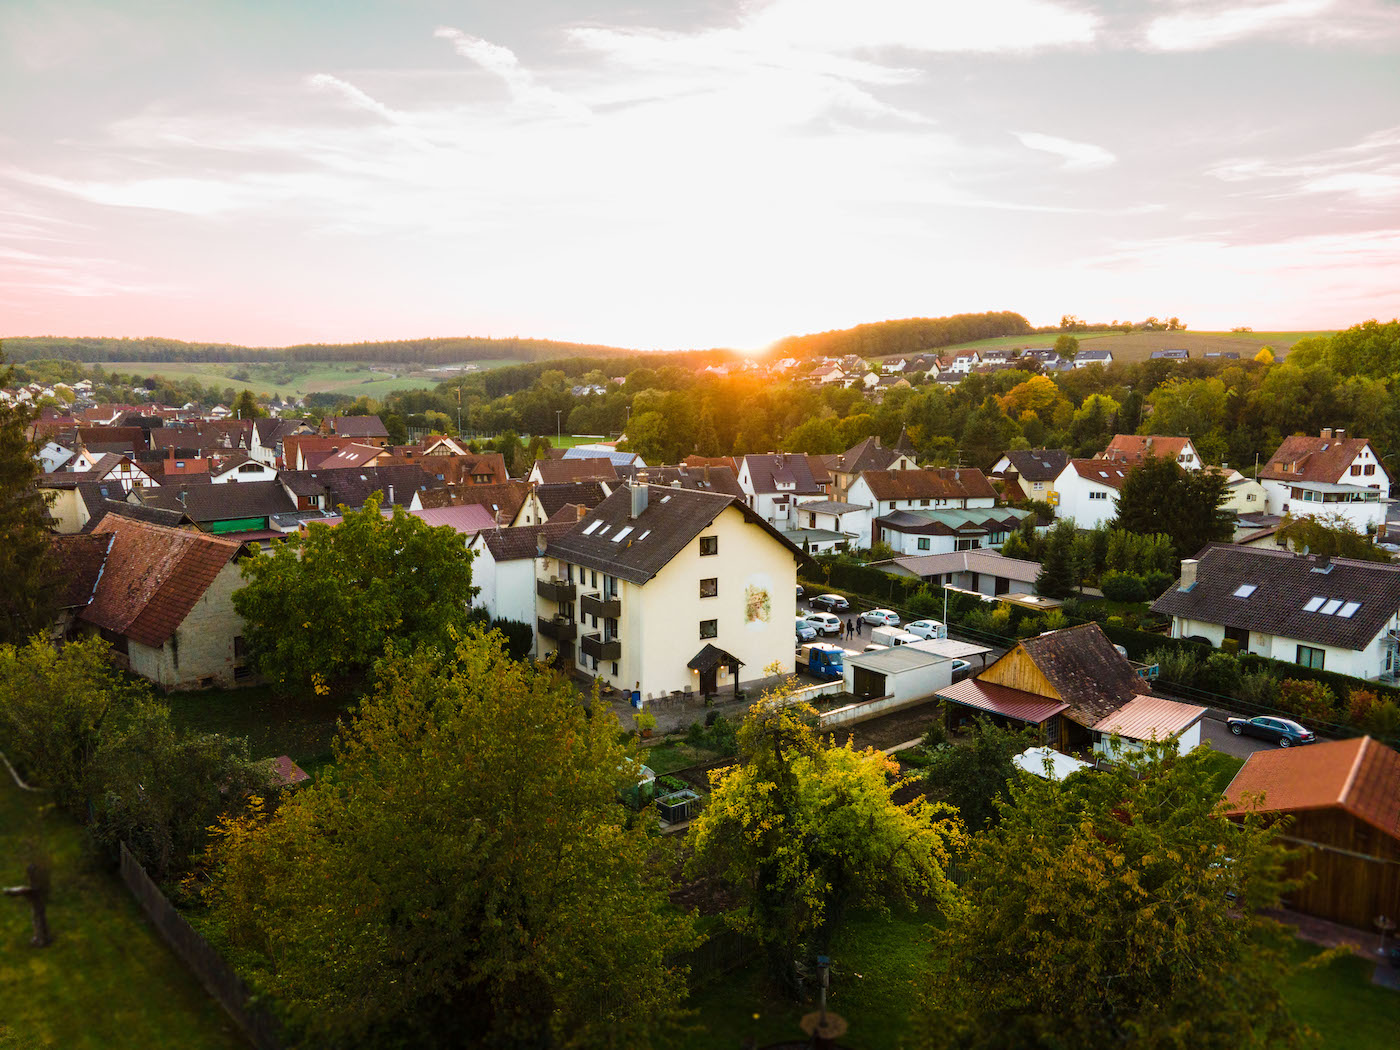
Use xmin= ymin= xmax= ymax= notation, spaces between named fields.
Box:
xmin=0 ymin=335 xmax=635 ymax=366
xmin=893 ymin=329 xmax=1323 ymax=365
xmin=769 ymin=311 xmax=1034 ymax=360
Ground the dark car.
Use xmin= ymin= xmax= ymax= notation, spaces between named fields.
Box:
xmin=1227 ymin=715 xmax=1316 ymax=747
xmin=810 ymin=593 xmax=850 ymax=612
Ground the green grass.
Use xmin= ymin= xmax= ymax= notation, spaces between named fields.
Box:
xmin=1284 ymin=942 xmax=1400 ymax=1049
xmin=164 ymin=684 xmax=346 ymax=779
xmin=96 ymin=358 xmax=526 ymax=400
xmin=880 ymin=329 xmax=1330 ymax=365
xmin=0 ymin=779 xmax=245 ymax=1050
xmin=641 ymin=740 xmax=722 ymax=776
xmin=1198 ymin=749 xmax=1245 ymax=794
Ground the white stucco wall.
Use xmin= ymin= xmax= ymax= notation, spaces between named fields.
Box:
xmin=126 ymin=561 xmax=247 ymax=689
xmin=1170 ymin=615 xmax=1396 ymax=680
xmin=1052 ymin=469 xmax=1117 ymax=529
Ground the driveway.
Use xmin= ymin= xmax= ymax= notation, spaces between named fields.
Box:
xmin=1199 ymin=715 xmax=1279 ymax=760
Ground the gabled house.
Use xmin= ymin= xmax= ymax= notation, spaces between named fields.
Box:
xmin=36 ymin=440 xmax=75 ymax=473
xmin=1073 ymin=348 xmax=1113 ymax=367
xmin=468 ymin=521 xmax=578 ymax=626
xmin=536 ymin=484 xmax=801 ymax=700
xmin=412 ymin=451 xmax=510 ymax=487
xmin=425 ymin=480 xmax=530 ymax=525
xmin=1050 ymin=459 xmax=1131 ymax=529
xmin=736 ymin=453 xmax=827 ymax=531
xmin=1151 ymin=546 xmax=1400 ymax=680
xmin=949 ymin=351 xmax=981 ymax=374
xmin=847 ymin=468 xmax=998 ymax=548
xmin=561 ymin=446 xmax=645 ymax=470
xmin=141 ymin=480 xmax=297 ymax=541
xmin=208 ymin=454 xmax=280 ymax=484
xmin=1098 ymin=435 xmax=1202 ymax=471
xmin=881 ymin=549 xmax=1043 ymax=597
xmin=1225 ymin=736 xmax=1400 ymax=929
xmin=325 ymin=415 xmax=389 ymax=447
xmin=936 ymin=623 xmax=1154 ymax=750
xmin=614 ymin=464 xmax=743 ymax=499
xmin=76 ymin=517 xmax=250 ymax=689
xmin=529 ymin=457 xmax=619 ymax=485
xmin=277 ymin=466 xmax=442 ymax=515
xmin=1150 ymin=348 xmax=1188 ymax=360
xmin=249 ymin=418 xmax=313 ymax=466
xmin=1213 ymin=466 xmax=1267 ymax=515
xmin=991 ymin=449 xmax=1069 ymax=503
xmin=1258 ymin=429 xmax=1391 ymax=531
xmin=872 ymin=506 xmax=1038 ymax=557
xmin=315 ymin=443 xmax=395 ymax=471
xmin=512 ymin=481 xmax=613 ymax=527
xmin=826 ymin=430 xmax=918 ymax=502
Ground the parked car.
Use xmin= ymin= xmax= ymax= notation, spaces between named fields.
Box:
xmin=795 ymin=617 xmax=817 ymax=643
xmin=810 ymin=593 xmax=849 ymax=612
xmin=804 ymin=612 xmax=843 ymax=637
xmin=906 ymin=619 xmax=946 ymax=640
xmin=861 ymin=608 xmax=901 ymax=627
xmin=951 ymin=659 xmax=972 ymax=682
xmin=796 ymin=584 xmax=804 ymax=598
xmin=1227 ymin=715 xmax=1316 ymax=747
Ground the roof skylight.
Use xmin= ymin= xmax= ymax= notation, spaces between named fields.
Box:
xmin=1233 ymin=584 xmax=1257 ymax=598
xmin=1338 ymin=601 xmax=1361 ymax=618
xmin=1304 ymin=596 xmax=1325 ymax=612
xmin=581 ymin=520 xmax=602 ymax=536
xmin=1321 ymin=599 xmax=1343 ymax=615
xmin=611 ymin=526 xmax=634 ymax=543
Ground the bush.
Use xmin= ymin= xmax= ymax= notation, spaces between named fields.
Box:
xmin=922 ymin=714 xmax=949 ymax=749
xmin=1148 ymin=646 xmax=1201 ymax=686
xmin=685 ymin=721 xmax=707 ymax=748
xmin=1237 ymin=670 xmax=1280 ymax=707
xmin=1363 ymin=699 xmax=1400 ymax=739
xmin=634 ymin=711 xmax=657 ymax=734
xmin=1275 ymin=679 xmax=1338 ymax=724
xmin=1142 ymin=570 xmax=1174 ymax=598
xmin=1196 ymin=652 xmax=1242 ymax=696
xmin=705 ymin=715 xmax=739 ymax=757
xmin=907 ymin=586 xmax=942 ymax=618
xmin=1100 ymin=572 xmax=1147 ymax=603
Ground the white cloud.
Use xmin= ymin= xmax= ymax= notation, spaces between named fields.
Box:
xmin=434 ymin=26 xmax=590 ymax=119
xmin=1141 ymin=0 xmax=1400 ymax=51
xmin=1208 ymin=126 xmax=1400 ymax=201
xmin=1299 ymin=172 xmax=1400 ymax=199
xmin=1014 ymin=131 xmax=1116 ymax=171
xmin=306 ymin=74 xmax=403 ymax=124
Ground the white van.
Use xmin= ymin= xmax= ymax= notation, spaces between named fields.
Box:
xmin=870 ymin=626 xmax=923 ymax=648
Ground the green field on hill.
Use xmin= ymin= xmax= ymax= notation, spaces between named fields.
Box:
xmin=97 ymin=358 xmax=523 ymax=399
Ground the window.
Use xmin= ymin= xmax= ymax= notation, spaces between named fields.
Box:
xmin=1304 ymin=596 xmax=1325 ymax=612
xmin=1232 ymin=584 xmax=1257 ymax=598
xmin=606 ymin=575 xmax=618 ymax=597
xmin=1321 ymin=599 xmax=1343 ymax=615
xmin=591 ymin=570 xmax=597 ymax=588
xmin=955 ymin=538 xmax=979 ymax=551
xmin=699 ymin=536 xmax=718 ymax=556
xmin=1351 ymin=465 xmax=1362 ymax=476
xmin=1296 ymin=645 xmax=1325 ymax=669
xmin=700 ymin=578 xmax=718 ymax=598
xmin=1338 ymin=601 xmax=1361 ymax=618
xmin=611 ymin=662 xmax=619 ymax=676
xmin=1365 ymin=464 xmax=1376 ymax=476
xmin=700 ymin=619 xmax=718 ymax=639
xmin=1089 ymin=491 xmax=1108 ymax=500
xmin=917 ymin=537 xmax=931 ymax=551
xmin=920 ymin=499 xmax=930 ymax=507
xmin=238 ymin=463 xmax=261 ymax=473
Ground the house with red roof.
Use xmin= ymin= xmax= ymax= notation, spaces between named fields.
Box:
xmin=1098 ymin=434 xmax=1202 ymax=471
xmin=76 ymin=516 xmax=250 ymax=689
xmin=1258 ymin=428 xmax=1391 ymax=531
xmin=1050 ymin=459 xmax=1131 ymax=528
xmin=1225 ymin=736 xmax=1400 ymax=929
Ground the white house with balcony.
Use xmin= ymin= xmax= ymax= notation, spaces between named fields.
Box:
xmin=1258 ymin=429 xmax=1391 ymax=532
xmin=737 ymin=453 xmax=826 ymax=531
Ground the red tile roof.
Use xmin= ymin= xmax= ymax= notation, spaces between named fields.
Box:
xmin=1225 ymin=736 xmax=1400 ymax=841
xmin=860 ymin=467 xmax=997 ymax=502
xmin=1099 ymin=435 xmax=1193 ymax=465
xmin=533 ymin=457 xmax=619 ymax=484
xmin=1068 ymin=459 xmax=1131 ymax=490
xmin=1259 ymin=435 xmax=1389 ymax=485
xmin=81 ymin=517 xmax=240 ymax=648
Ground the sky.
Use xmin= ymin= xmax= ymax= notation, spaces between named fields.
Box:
xmin=3 ymin=0 xmax=1399 ymax=351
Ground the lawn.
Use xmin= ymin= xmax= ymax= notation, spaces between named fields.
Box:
xmin=1198 ymin=748 xmax=1245 ymax=794
xmin=164 ymin=684 xmax=346 ymax=779
xmin=0 ymin=779 xmax=245 ymax=1050
xmin=678 ymin=904 xmax=1396 ymax=1049
xmin=642 ymin=739 xmax=723 ymax=776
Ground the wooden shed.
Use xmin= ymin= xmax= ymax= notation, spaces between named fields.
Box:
xmin=1225 ymin=736 xmax=1400 ymax=930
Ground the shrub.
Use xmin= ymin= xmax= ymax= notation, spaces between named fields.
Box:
xmin=634 ymin=711 xmax=657 ymax=734
xmin=1141 ymin=570 xmax=1175 ymax=599
xmin=907 ymin=586 xmax=943 ymax=618
xmin=922 ymin=715 xmax=949 ymax=749
xmin=1347 ymin=689 xmax=1378 ymax=725
xmin=685 ymin=721 xmax=707 ymax=748
xmin=1275 ymin=679 xmax=1338 ymax=724
xmin=1363 ymin=699 xmax=1400 ymax=739
xmin=1148 ymin=646 xmax=1201 ymax=687
xmin=1040 ymin=609 xmax=1069 ymax=633
xmin=1196 ymin=652 xmax=1242 ymax=696
xmin=1100 ymin=572 xmax=1147 ymax=603
xmin=1015 ymin=616 xmax=1045 ymax=639
xmin=705 ymin=715 xmax=738 ymax=757
xmin=1237 ymin=670 xmax=1280 ymax=707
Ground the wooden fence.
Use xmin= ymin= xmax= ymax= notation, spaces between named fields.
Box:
xmin=119 ymin=843 xmax=283 ymax=1050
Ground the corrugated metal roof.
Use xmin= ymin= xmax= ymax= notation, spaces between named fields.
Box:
xmin=1091 ymin=694 xmax=1206 ymax=740
xmin=936 ymin=679 xmax=1068 ymax=724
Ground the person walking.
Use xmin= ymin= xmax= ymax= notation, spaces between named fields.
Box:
xmin=845 ymin=619 xmax=854 ymax=640
xmin=857 ymin=617 xmax=864 ymax=637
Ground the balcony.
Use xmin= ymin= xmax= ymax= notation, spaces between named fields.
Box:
xmin=538 ymin=616 xmax=577 ymax=642
xmin=581 ymin=593 xmax=621 ymax=619
xmin=537 ymin=578 xmax=577 ymax=604
xmin=581 ymin=632 xmax=621 ymax=662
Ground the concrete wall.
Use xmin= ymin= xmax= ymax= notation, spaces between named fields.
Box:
xmin=42 ymin=487 xmax=88 ymax=534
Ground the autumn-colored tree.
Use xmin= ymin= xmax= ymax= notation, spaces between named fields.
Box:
xmin=915 ymin=741 xmax=1308 ymax=1049
xmin=232 ymin=493 xmax=477 ymax=695
xmin=199 ymin=631 xmax=693 ymax=1049
xmin=687 ymin=683 xmax=962 ymax=995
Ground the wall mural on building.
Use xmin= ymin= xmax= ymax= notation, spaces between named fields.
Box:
xmin=744 ymin=579 xmax=772 ymax=626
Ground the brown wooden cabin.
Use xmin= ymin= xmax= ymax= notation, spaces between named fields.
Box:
xmin=936 ymin=622 xmax=1154 ymax=751
xmin=1226 ymin=736 xmax=1400 ymax=930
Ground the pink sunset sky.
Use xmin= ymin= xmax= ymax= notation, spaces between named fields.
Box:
xmin=3 ymin=0 xmax=1399 ymax=351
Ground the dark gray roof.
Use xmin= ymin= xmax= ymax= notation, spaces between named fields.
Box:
xmin=82 ymin=498 xmax=192 ymax=533
xmin=477 ymin=521 xmax=578 ymax=562
xmin=741 ymin=453 xmax=824 ymax=495
xmin=535 ymin=481 xmax=610 ymax=518
xmin=998 ymin=449 xmax=1069 ymax=483
xmin=1151 ymin=545 xmax=1400 ymax=650
xmin=329 ymin=415 xmax=389 ymax=438
xmin=142 ymin=481 xmax=296 ymax=522
xmin=278 ymin=465 xmax=444 ymax=510
xmin=545 ymin=484 xmax=802 ymax=586
xmin=615 ymin=465 xmax=744 ymax=497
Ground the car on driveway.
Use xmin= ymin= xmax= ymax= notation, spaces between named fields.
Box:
xmin=810 ymin=593 xmax=850 ymax=612
xmin=804 ymin=612 xmax=843 ymax=637
xmin=796 ymin=584 xmax=804 ymax=598
xmin=861 ymin=608 xmax=901 ymax=627
xmin=951 ymin=659 xmax=972 ymax=682
xmin=795 ymin=617 xmax=817 ymax=643
xmin=906 ymin=619 xmax=946 ymax=640
xmin=1227 ymin=715 xmax=1316 ymax=747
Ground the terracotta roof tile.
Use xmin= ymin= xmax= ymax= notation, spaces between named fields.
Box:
xmin=1259 ymin=435 xmax=1390 ymax=485
xmin=860 ymin=468 xmax=997 ymax=502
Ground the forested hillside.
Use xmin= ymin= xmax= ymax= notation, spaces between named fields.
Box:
xmin=771 ymin=311 xmax=1033 ymax=360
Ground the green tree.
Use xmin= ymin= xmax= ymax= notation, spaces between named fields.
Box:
xmin=1277 ymin=513 xmax=1392 ymax=561
xmin=915 ymin=741 xmax=1307 ymax=1049
xmin=200 ymin=632 xmax=692 ymax=1049
xmin=232 ymin=494 xmax=477 ymax=695
xmin=0 ymin=348 xmax=55 ymax=645
xmin=231 ymin=388 xmax=265 ymax=419
xmin=1052 ymin=333 xmax=1079 ymax=359
xmin=1034 ymin=520 xmax=1076 ymax=598
xmin=1114 ymin=456 xmax=1231 ymax=560
xmin=687 ymin=685 xmax=961 ymax=995
xmin=921 ymin=716 xmax=1038 ymax=831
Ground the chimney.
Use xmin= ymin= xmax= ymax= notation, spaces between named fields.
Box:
xmin=1321 ymin=427 xmax=1332 ymax=439
xmin=177 ymin=486 xmax=187 ymax=508
xmin=387 ymin=484 xmax=395 ymax=505
xmin=630 ymin=481 xmax=648 ymax=519
xmin=1178 ymin=559 xmax=1198 ymax=590
xmin=576 ymin=504 xmax=587 ymax=521
xmin=703 ymin=463 xmax=711 ymax=486
xmin=1335 ymin=428 xmax=1345 ymax=440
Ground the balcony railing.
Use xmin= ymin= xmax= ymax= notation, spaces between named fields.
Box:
xmin=538 ymin=616 xmax=577 ymax=642
xmin=581 ymin=633 xmax=621 ymax=661
xmin=581 ymin=593 xmax=621 ymax=618
xmin=537 ymin=578 xmax=577 ymax=604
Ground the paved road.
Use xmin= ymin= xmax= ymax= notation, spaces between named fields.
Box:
xmin=1199 ymin=715 xmax=1279 ymax=760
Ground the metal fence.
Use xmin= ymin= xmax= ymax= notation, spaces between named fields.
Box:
xmin=119 ymin=843 xmax=283 ymax=1050
xmin=668 ymin=926 xmax=757 ymax=987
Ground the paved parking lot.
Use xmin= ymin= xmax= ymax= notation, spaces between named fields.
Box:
xmin=1198 ymin=714 xmax=1285 ymax=760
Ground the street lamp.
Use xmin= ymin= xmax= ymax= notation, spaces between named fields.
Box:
xmin=556 ymin=409 xmax=562 ymax=447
